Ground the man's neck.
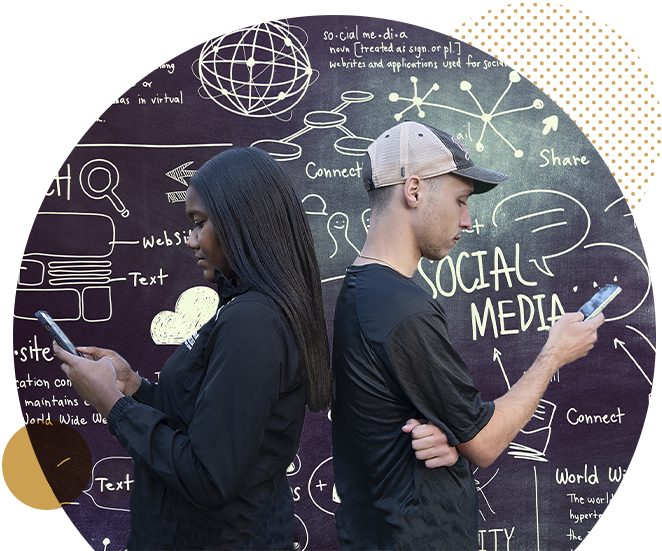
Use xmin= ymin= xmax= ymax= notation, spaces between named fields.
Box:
xmin=356 ymin=225 xmax=420 ymax=278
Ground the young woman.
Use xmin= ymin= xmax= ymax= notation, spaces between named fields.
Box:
xmin=54 ymin=147 xmax=334 ymax=550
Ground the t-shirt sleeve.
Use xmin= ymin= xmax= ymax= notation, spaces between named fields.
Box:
xmin=107 ymin=300 xmax=291 ymax=510
xmin=381 ymin=311 xmax=493 ymax=446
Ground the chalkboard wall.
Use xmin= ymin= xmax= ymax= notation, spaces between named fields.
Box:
xmin=13 ymin=15 xmax=655 ymax=551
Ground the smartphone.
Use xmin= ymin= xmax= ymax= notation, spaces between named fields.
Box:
xmin=35 ymin=310 xmax=83 ymax=356
xmin=578 ymin=285 xmax=622 ymax=321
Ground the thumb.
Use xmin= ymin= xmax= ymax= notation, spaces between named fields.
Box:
xmin=402 ymin=418 xmax=422 ymax=433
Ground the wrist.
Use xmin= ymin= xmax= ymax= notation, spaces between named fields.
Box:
xmin=96 ymin=387 xmax=124 ymax=419
xmin=124 ymin=371 xmax=143 ymax=396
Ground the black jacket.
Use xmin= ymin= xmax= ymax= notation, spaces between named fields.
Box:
xmin=107 ymin=271 xmax=306 ymax=550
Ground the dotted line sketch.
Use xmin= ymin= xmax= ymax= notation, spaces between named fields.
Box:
xmin=150 ymin=286 xmax=219 ymax=345
xmin=251 ymin=90 xmax=375 ymax=161
xmin=195 ymin=20 xmax=318 ymax=120
xmin=389 ymin=72 xmax=544 ymax=157
xmin=570 ymin=18 xmax=658 ymax=147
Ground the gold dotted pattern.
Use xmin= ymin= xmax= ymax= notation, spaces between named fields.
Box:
xmin=454 ymin=2 xmax=660 ymax=208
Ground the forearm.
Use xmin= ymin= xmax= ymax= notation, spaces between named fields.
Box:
xmin=458 ymin=349 xmax=559 ymax=468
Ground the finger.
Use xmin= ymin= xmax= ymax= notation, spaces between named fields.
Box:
xmin=411 ymin=438 xmax=430 ymax=452
xmin=568 ymin=311 xmax=585 ymax=323
xmin=402 ymin=418 xmax=421 ymax=433
xmin=52 ymin=341 xmax=75 ymax=362
xmin=587 ymin=312 xmax=605 ymax=328
xmin=425 ymin=452 xmax=458 ymax=469
xmin=410 ymin=424 xmax=435 ymax=440
xmin=76 ymin=346 xmax=109 ymax=360
xmin=60 ymin=362 xmax=70 ymax=377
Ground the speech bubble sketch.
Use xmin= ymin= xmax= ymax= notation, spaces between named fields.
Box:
xmin=492 ymin=190 xmax=591 ymax=277
xmin=81 ymin=456 xmax=133 ymax=512
xmin=150 ymin=286 xmax=219 ymax=345
xmin=581 ymin=242 xmax=651 ymax=322
xmin=301 ymin=194 xmax=328 ymax=216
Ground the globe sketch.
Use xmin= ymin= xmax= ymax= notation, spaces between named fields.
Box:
xmin=195 ymin=20 xmax=317 ymax=118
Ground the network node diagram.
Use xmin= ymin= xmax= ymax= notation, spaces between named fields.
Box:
xmin=389 ymin=71 xmax=545 ymax=157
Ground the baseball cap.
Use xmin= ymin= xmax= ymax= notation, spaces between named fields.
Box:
xmin=362 ymin=121 xmax=509 ymax=194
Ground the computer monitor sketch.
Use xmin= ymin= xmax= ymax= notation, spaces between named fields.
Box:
xmin=570 ymin=17 xmax=658 ymax=147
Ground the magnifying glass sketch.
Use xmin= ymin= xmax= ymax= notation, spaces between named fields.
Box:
xmin=79 ymin=159 xmax=129 ymax=218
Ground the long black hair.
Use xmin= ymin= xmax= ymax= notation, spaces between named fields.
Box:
xmin=190 ymin=147 xmax=333 ymax=412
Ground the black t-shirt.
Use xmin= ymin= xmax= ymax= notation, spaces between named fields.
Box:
xmin=332 ymin=264 xmax=494 ymax=551
xmin=107 ymin=274 xmax=305 ymax=550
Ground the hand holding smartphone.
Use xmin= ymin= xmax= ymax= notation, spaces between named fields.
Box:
xmin=35 ymin=310 xmax=84 ymax=356
xmin=578 ymin=284 xmax=622 ymax=321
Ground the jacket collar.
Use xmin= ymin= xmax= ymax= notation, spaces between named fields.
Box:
xmin=214 ymin=268 xmax=250 ymax=303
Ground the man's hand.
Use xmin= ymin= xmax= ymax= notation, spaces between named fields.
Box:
xmin=542 ymin=311 xmax=604 ymax=369
xmin=402 ymin=419 xmax=458 ymax=468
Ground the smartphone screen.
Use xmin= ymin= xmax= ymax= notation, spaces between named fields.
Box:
xmin=579 ymin=285 xmax=621 ymax=321
xmin=34 ymin=310 xmax=83 ymax=356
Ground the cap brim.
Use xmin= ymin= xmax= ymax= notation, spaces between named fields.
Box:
xmin=454 ymin=166 xmax=509 ymax=194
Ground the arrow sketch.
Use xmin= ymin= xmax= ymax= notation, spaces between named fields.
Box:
xmin=542 ymin=115 xmax=558 ymax=135
xmin=493 ymin=348 xmax=511 ymax=389
xmin=614 ymin=337 xmax=653 ymax=386
xmin=165 ymin=161 xmax=197 ymax=203
xmin=166 ymin=161 xmax=196 ymax=186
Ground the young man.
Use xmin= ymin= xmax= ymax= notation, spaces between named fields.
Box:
xmin=331 ymin=121 xmax=604 ymax=550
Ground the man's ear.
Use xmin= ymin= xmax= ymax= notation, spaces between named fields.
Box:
xmin=403 ymin=175 xmax=422 ymax=208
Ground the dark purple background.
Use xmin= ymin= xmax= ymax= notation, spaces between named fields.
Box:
xmin=14 ymin=15 xmax=655 ymax=551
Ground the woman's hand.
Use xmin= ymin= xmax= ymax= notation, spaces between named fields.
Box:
xmin=53 ymin=343 xmax=124 ymax=418
xmin=76 ymin=346 xmax=142 ymax=397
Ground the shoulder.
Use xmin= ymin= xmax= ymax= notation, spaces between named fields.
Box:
xmin=215 ymin=289 xmax=281 ymax=327
xmin=344 ymin=265 xmax=445 ymax=342
xmin=212 ymin=289 xmax=296 ymax=347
